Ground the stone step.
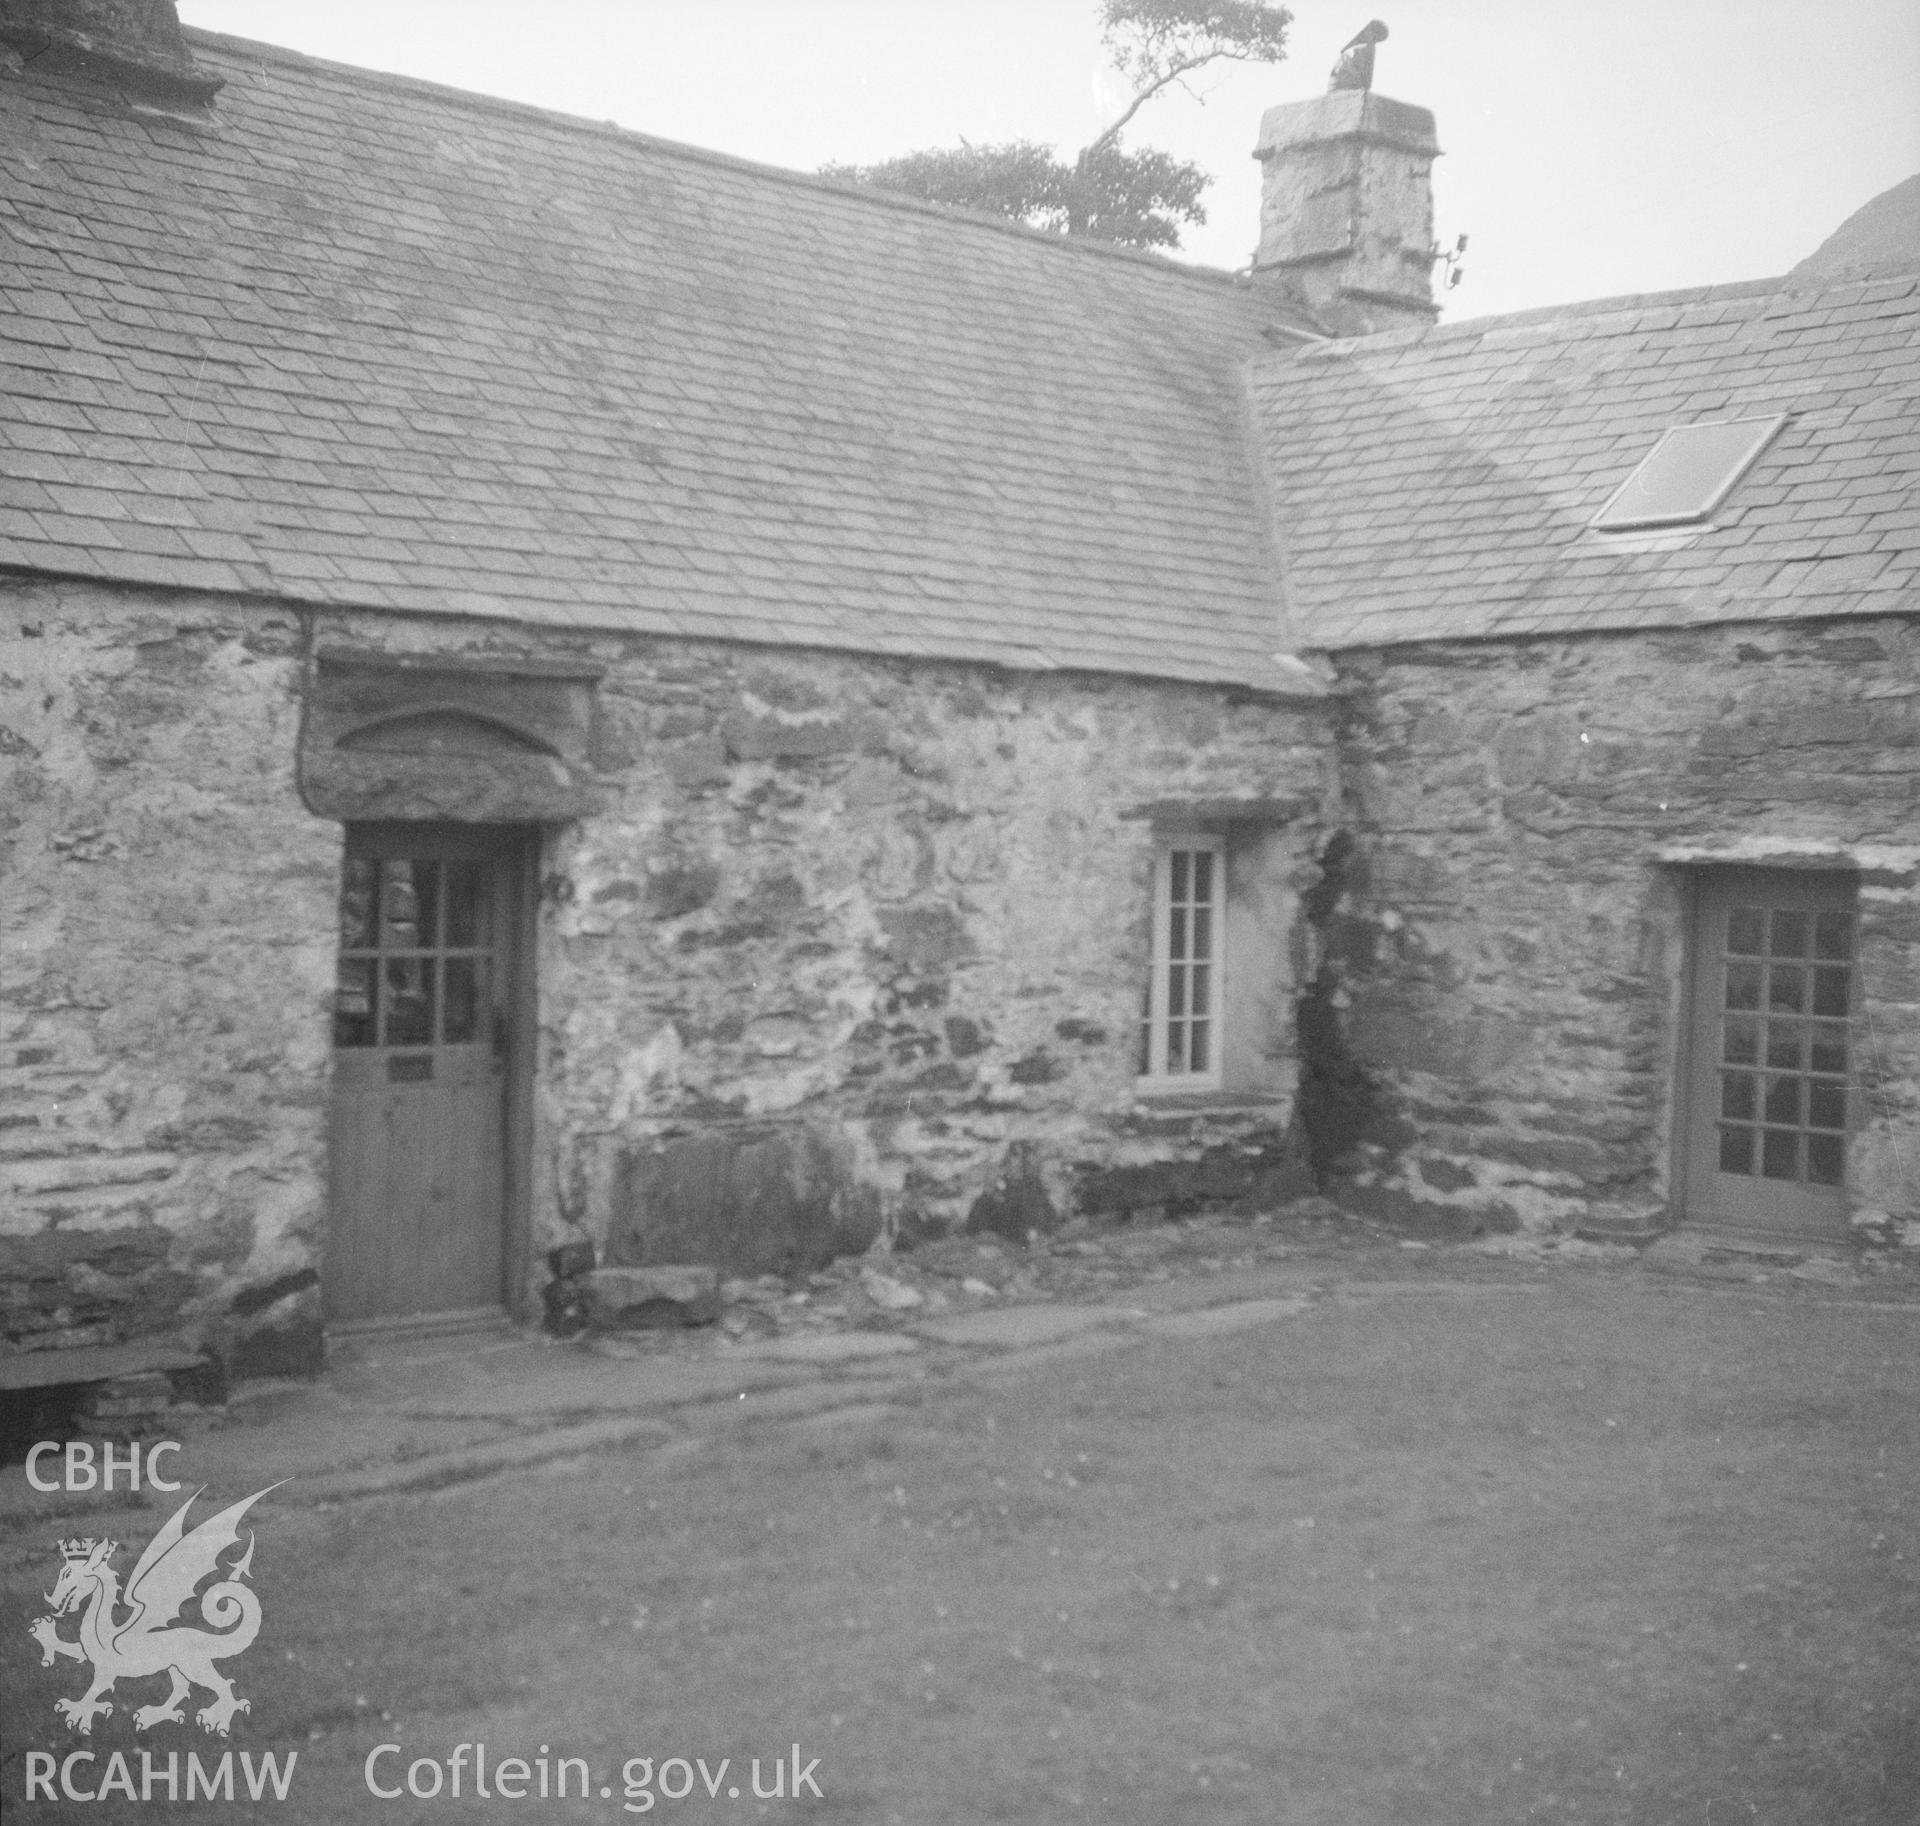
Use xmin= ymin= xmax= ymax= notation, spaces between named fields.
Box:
xmin=1572 ymin=1214 xmax=1667 ymax=1245
xmin=1572 ymin=1200 xmax=1668 ymax=1246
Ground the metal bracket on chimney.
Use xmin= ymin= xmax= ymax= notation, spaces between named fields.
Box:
xmin=1429 ymin=233 xmax=1470 ymax=291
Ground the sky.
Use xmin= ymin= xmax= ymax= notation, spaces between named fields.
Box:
xmin=174 ymin=0 xmax=1920 ymax=322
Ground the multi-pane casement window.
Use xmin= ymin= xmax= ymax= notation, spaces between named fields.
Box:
xmin=1137 ymin=838 xmax=1224 ymax=1090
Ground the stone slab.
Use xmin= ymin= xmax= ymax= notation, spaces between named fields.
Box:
xmin=585 ymin=1264 xmax=721 ymax=1329
xmin=1640 ymin=1236 xmax=1711 ymax=1267
xmin=1330 ymin=1281 xmax=1553 ymax=1299
xmin=912 ymin=1304 xmax=1142 ymax=1349
xmin=1119 ymin=1264 xmax=1323 ymax=1313
xmin=330 ymin=1339 xmax=788 ymax=1417
xmin=302 ymin=1414 xmax=678 ymax=1504
xmin=725 ymin=1331 xmax=921 ymax=1363
xmin=956 ymin=1333 xmax=1136 ymax=1377
xmin=1636 ymin=1234 xmax=1856 ymax=1281
xmin=0 ymin=1338 xmax=204 ymax=1391
xmin=1139 ymin=1296 xmax=1311 ymax=1340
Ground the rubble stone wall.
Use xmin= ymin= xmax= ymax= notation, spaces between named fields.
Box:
xmin=0 ymin=579 xmax=336 ymax=1370
xmin=2 ymin=579 xmax=1337 ymax=1367
xmin=1321 ymin=616 xmax=1920 ymax=1234
xmin=493 ymin=623 xmax=1337 ymax=1270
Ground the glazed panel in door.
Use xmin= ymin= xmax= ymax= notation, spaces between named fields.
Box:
xmin=327 ymin=830 xmax=521 ymax=1321
xmin=1683 ymin=869 xmax=1857 ymax=1243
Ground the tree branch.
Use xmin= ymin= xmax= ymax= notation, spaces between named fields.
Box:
xmin=1080 ymin=48 xmax=1212 ymax=160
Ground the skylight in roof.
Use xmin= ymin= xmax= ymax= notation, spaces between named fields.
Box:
xmin=1591 ymin=414 xmax=1786 ymax=531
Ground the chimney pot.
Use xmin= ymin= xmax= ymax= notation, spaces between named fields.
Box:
xmin=1252 ymin=88 xmax=1441 ymax=337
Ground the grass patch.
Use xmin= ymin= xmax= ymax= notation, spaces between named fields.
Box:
xmin=5 ymin=1271 xmax=1917 ymax=1822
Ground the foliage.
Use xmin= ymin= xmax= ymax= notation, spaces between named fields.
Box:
xmin=822 ymin=140 xmax=1209 ymax=250
xmin=1072 ymin=141 xmax=1212 ymax=247
xmin=823 ymin=0 xmax=1290 ymax=251
xmin=821 ymin=142 xmax=1067 ymax=232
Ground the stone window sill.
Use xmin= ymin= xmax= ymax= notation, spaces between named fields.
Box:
xmin=1130 ymin=1089 xmax=1289 ymax=1114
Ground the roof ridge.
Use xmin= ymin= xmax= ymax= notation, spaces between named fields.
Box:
xmin=182 ymin=26 xmax=1259 ymax=296
xmin=1267 ymin=268 xmax=1920 ymax=362
xmin=1462 ymin=268 xmax=1917 ymax=325
xmin=1435 ymin=274 xmax=1792 ymax=332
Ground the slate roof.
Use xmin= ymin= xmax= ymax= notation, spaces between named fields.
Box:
xmin=1252 ymin=274 xmax=1920 ymax=649
xmin=0 ymin=30 xmax=1309 ymax=689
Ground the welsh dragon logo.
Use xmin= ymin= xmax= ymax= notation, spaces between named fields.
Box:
xmin=28 ymin=1485 xmax=278 ymax=1737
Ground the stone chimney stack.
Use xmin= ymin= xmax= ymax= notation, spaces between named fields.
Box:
xmin=0 ymin=0 xmax=221 ymax=110
xmin=1252 ymin=90 xmax=1441 ymax=337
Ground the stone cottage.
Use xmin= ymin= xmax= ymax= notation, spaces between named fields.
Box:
xmin=1254 ymin=275 xmax=1920 ymax=1244
xmin=2 ymin=1 xmax=1916 ymax=1384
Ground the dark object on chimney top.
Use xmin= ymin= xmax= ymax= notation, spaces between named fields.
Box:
xmin=1328 ymin=19 xmax=1389 ymax=92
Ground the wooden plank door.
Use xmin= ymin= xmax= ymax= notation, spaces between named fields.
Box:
xmin=326 ymin=826 xmax=523 ymax=1322
xmin=1682 ymin=868 xmax=1857 ymax=1244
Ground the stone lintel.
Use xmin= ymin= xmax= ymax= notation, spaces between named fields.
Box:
xmin=314 ymin=644 xmax=605 ymax=684
xmin=302 ymin=647 xmax=603 ymax=822
xmin=1656 ymin=844 xmax=1920 ymax=888
xmin=1120 ymin=796 xmax=1310 ymax=826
